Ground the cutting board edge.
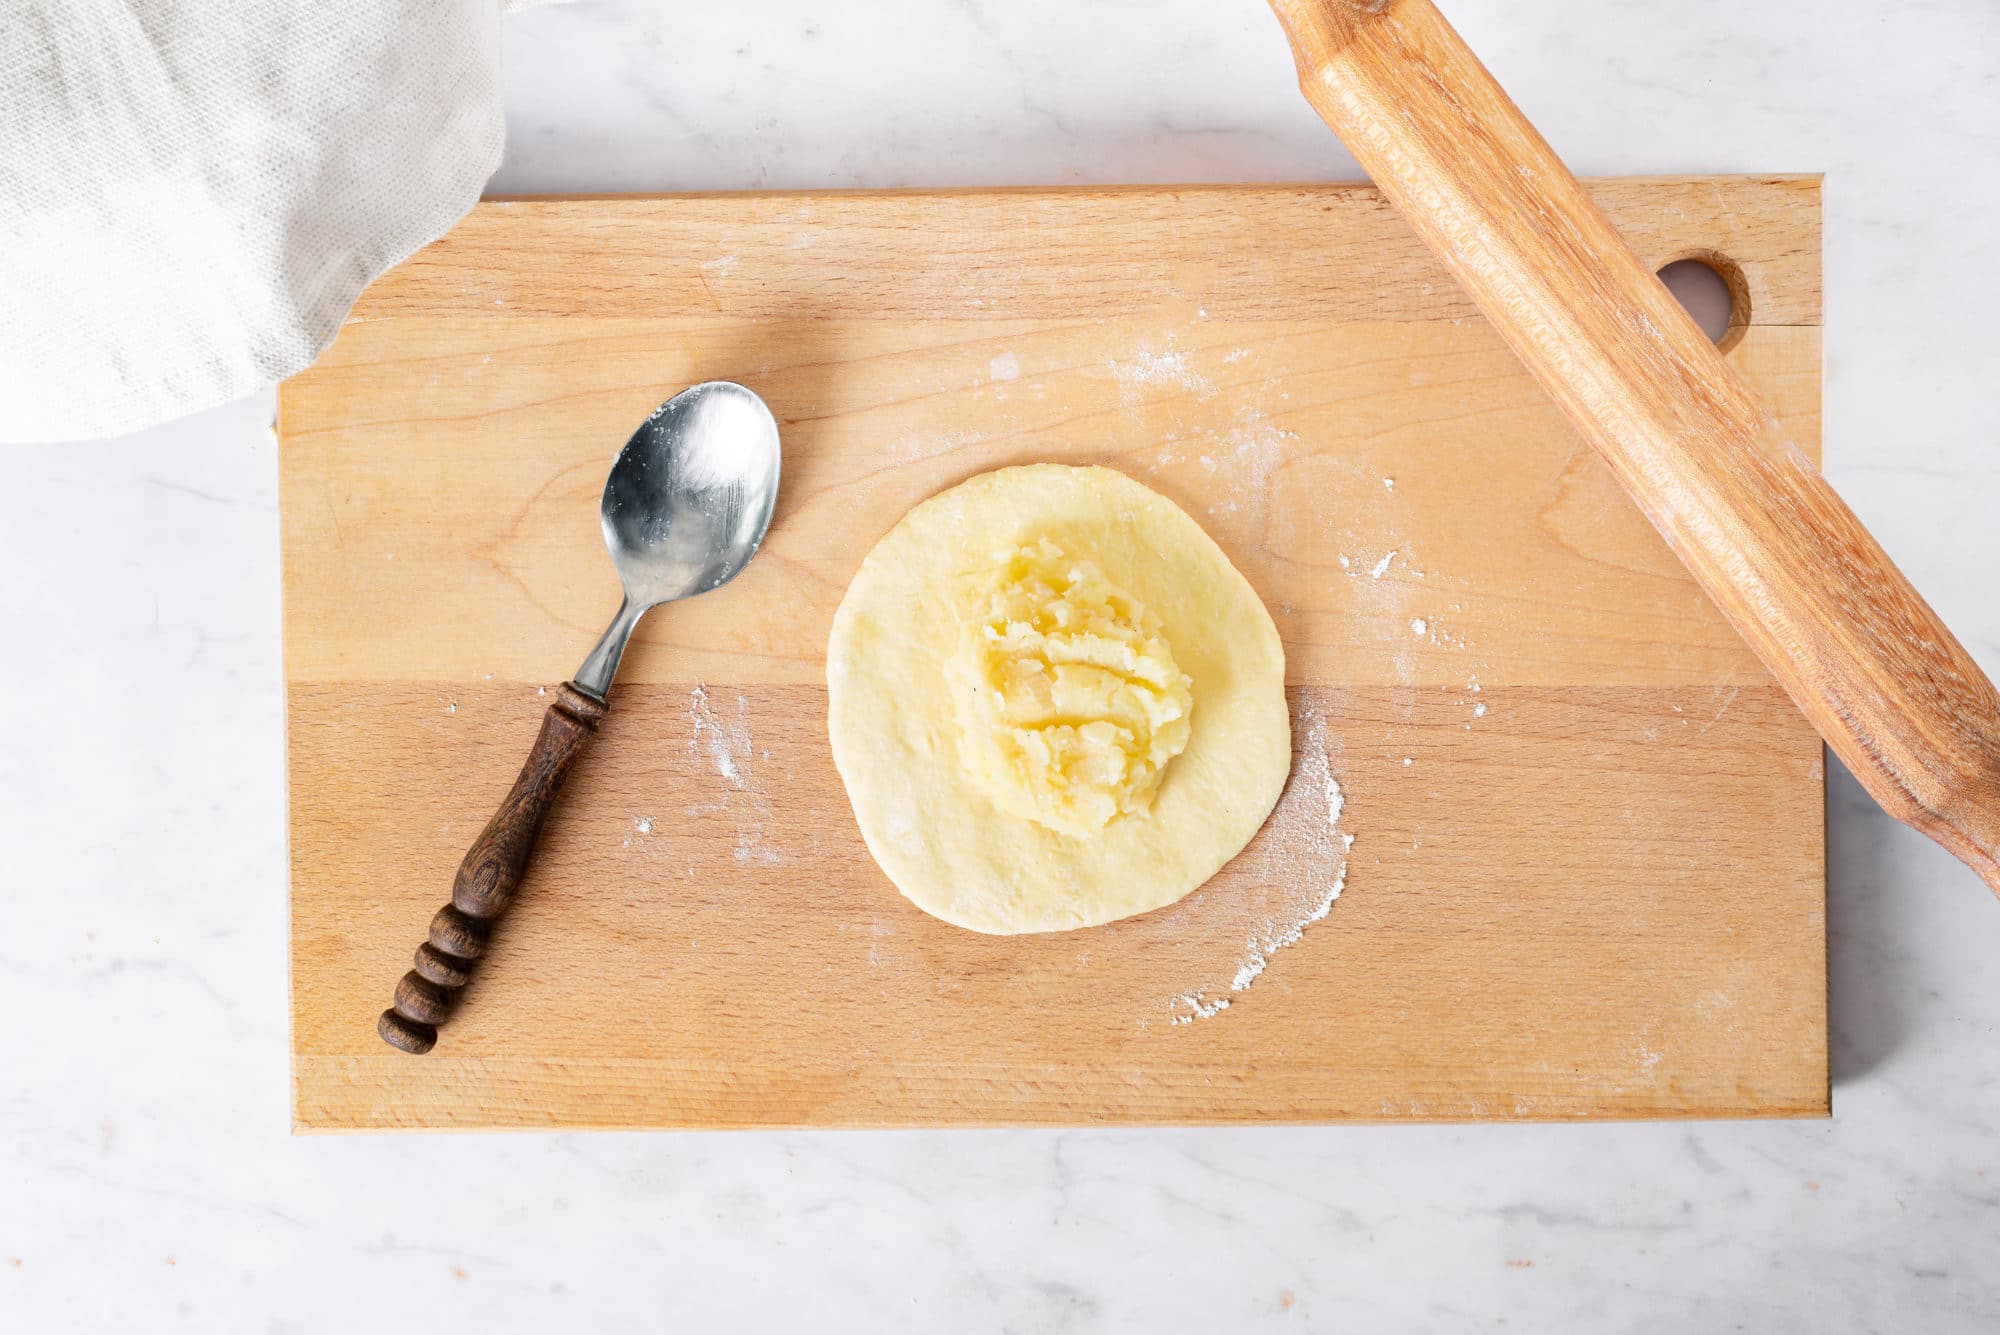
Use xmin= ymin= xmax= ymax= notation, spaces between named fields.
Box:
xmin=471 ymin=171 xmax=1823 ymax=207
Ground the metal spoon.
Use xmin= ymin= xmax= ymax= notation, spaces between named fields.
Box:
xmin=379 ymin=381 xmax=782 ymax=1054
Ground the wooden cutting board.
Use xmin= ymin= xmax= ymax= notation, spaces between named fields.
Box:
xmin=281 ymin=176 xmax=1826 ymax=1130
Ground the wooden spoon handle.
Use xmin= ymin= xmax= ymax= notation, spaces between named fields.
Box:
xmin=1265 ymin=0 xmax=2000 ymax=893
xmin=378 ymin=683 xmax=609 ymax=1053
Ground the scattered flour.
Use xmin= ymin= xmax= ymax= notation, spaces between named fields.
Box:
xmin=688 ymin=684 xmax=749 ymax=788
xmin=1176 ymin=993 xmax=1230 ymax=1021
xmin=1410 ymin=617 xmax=1428 ymax=637
xmin=1110 ymin=341 xmax=1216 ymax=401
xmin=1473 ymin=702 xmax=1488 ymax=718
xmin=1369 ymin=550 xmax=1396 ymax=579
xmin=1113 ymin=347 xmax=1198 ymax=389
xmin=733 ymin=833 xmax=782 ymax=865
xmin=892 ymin=427 xmax=982 ymax=464
xmin=1226 ymin=416 xmax=1291 ymax=494
xmin=1183 ymin=407 xmax=1302 ymax=521
xmin=622 ymin=815 xmax=654 ymax=849
xmin=1169 ymin=702 xmax=1352 ymax=1025
xmin=686 ymin=685 xmax=787 ymax=867
xmin=988 ymin=351 xmax=1021 ymax=383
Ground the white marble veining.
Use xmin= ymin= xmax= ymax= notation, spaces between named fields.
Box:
xmin=4 ymin=1 xmax=1998 ymax=1329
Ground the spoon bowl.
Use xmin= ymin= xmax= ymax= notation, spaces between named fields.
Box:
xmin=577 ymin=381 xmax=782 ymax=697
xmin=601 ymin=381 xmax=783 ymax=606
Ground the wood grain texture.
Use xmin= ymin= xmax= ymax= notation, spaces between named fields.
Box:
xmin=281 ymin=178 xmax=1826 ymax=1129
xmin=1268 ymin=0 xmax=2000 ymax=893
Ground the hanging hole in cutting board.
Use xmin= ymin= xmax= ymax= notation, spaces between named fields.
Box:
xmin=1656 ymin=254 xmax=1749 ymax=352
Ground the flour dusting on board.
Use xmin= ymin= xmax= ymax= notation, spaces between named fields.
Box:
xmin=688 ymin=684 xmax=750 ymax=788
xmin=1183 ymin=407 xmax=1300 ymax=521
xmin=683 ymin=684 xmax=786 ymax=865
xmin=1222 ymin=416 xmax=1290 ymax=499
xmin=892 ymin=426 xmax=982 ymax=465
xmin=1113 ymin=347 xmax=1202 ymax=391
xmin=1110 ymin=340 xmax=1217 ymax=403
xmin=1168 ymin=702 xmax=1353 ymax=1025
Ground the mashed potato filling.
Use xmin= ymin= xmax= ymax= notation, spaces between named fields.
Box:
xmin=946 ymin=538 xmax=1193 ymax=837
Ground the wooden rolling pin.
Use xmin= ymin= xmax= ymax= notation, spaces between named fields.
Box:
xmin=1266 ymin=0 xmax=2000 ymax=894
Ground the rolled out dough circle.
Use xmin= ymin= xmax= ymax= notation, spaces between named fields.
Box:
xmin=826 ymin=463 xmax=1291 ymax=934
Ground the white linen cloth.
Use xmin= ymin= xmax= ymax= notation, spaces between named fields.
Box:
xmin=0 ymin=1 xmax=520 ymax=442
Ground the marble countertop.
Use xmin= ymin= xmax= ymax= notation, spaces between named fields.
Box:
xmin=5 ymin=1 xmax=1998 ymax=1329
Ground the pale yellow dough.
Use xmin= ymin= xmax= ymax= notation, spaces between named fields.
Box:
xmin=826 ymin=463 xmax=1291 ymax=934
